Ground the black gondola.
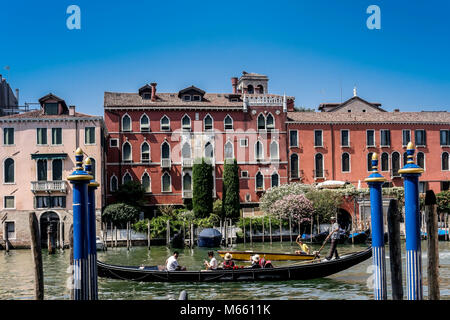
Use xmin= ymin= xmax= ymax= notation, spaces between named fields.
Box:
xmin=97 ymin=247 xmax=372 ymax=282
xmin=347 ymin=229 xmax=370 ymax=244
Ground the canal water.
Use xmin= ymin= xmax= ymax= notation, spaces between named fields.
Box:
xmin=0 ymin=241 xmax=449 ymax=300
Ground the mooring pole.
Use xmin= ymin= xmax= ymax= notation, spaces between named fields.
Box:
xmin=84 ymin=158 xmax=99 ymax=300
xmin=249 ymin=217 xmax=253 ymax=246
xmin=425 ymin=190 xmax=440 ymax=300
xmin=67 ymin=148 xmax=92 ymax=300
xmin=269 ymin=216 xmax=272 ymax=244
xmin=365 ymin=152 xmax=387 ymax=300
xmin=29 ymin=212 xmax=44 ymax=300
xmin=60 ymin=221 xmax=65 ymax=250
xmin=262 ymin=217 xmax=265 ymax=244
xmin=399 ymin=142 xmax=424 ymax=300
xmin=243 ymin=219 xmax=246 ymax=245
xmin=280 ymin=217 xmax=283 ymax=243
xmin=387 ymin=199 xmax=403 ymax=300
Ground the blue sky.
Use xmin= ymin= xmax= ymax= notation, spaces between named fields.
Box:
xmin=1 ymin=1 xmax=449 ymax=115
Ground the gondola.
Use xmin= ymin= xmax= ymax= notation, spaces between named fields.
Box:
xmin=217 ymin=250 xmax=316 ymax=261
xmin=347 ymin=229 xmax=370 ymax=244
xmin=97 ymin=247 xmax=372 ymax=283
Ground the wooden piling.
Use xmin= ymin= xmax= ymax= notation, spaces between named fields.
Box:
xmin=126 ymin=222 xmax=130 ymax=251
xmin=114 ymin=225 xmax=118 ymax=248
xmin=110 ymin=222 xmax=113 ymax=248
xmin=262 ymin=217 xmax=265 ymax=244
xmin=47 ymin=224 xmax=54 ymax=254
xmin=289 ymin=215 xmax=293 ymax=244
xmin=243 ymin=219 xmax=246 ymax=245
xmin=190 ymin=223 xmax=194 ymax=248
xmin=129 ymin=222 xmax=132 ymax=248
xmin=56 ymin=222 xmax=60 ymax=249
xmin=147 ymin=221 xmax=151 ymax=250
xmin=229 ymin=219 xmax=233 ymax=246
xmin=269 ymin=216 xmax=272 ymax=244
xmin=425 ymin=190 xmax=440 ymax=300
xmin=387 ymin=199 xmax=403 ymax=300
xmin=310 ymin=215 xmax=313 ymax=244
xmin=29 ymin=212 xmax=44 ymax=300
xmin=224 ymin=220 xmax=228 ymax=247
xmin=69 ymin=224 xmax=74 ymax=300
xmin=5 ymin=223 xmax=9 ymax=252
xmin=249 ymin=217 xmax=253 ymax=246
xmin=60 ymin=221 xmax=65 ymax=250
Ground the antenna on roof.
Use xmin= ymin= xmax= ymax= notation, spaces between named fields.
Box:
xmin=353 ymin=85 xmax=357 ymax=97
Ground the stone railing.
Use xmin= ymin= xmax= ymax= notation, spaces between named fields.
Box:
xmin=31 ymin=181 xmax=67 ymax=193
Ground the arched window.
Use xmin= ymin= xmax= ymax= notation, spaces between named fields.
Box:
xmin=403 ymin=152 xmax=408 ymax=166
xmin=183 ymin=172 xmax=192 ymax=191
xmin=342 ymin=153 xmax=350 ymax=172
xmin=123 ymin=141 xmax=132 ymax=162
xmin=290 ymin=154 xmax=299 ymax=178
xmin=315 ymin=153 xmax=324 ymax=178
xmin=224 ymin=141 xmax=234 ymax=159
xmin=381 ymin=152 xmax=389 ymax=171
xmin=123 ymin=172 xmax=132 ymax=184
xmin=204 ymin=114 xmax=213 ymax=131
xmin=257 ymin=114 xmax=265 ymax=130
xmin=140 ymin=114 xmax=150 ymax=132
xmin=392 ymin=152 xmax=400 ymax=177
xmin=160 ymin=115 xmax=170 ymax=131
xmin=255 ymin=140 xmax=264 ymax=160
xmin=367 ymin=153 xmax=374 ymax=171
xmin=257 ymin=85 xmax=264 ymax=94
xmin=52 ymin=159 xmax=63 ymax=181
xmin=141 ymin=142 xmax=150 ymax=163
xmin=162 ymin=172 xmax=171 ymax=192
xmin=181 ymin=114 xmax=191 ymax=130
xmin=4 ymin=158 xmax=14 ymax=183
xmin=110 ymin=175 xmax=118 ymax=192
xmin=247 ymin=85 xmax=254 ymax=94
xmin=256 ymin=171 xmax=264 ymax=190
xmin=224 ymin=115 xmax=233 ymax=130
xmin=122 ymin=114 xmax=131 ymax=132
xmin=442 ymin=152 xmax=449 ymax=171
xmin=271 ymin=172 xmax=279 ymax=188
xmin=205 ymin=142 xmax=214 ymax=158
xmin=270 ymin=141 xmax=279 ymax=160
xmin=161 ymin=141 xmax=170 ymax=159
xmin=266 ymin=114 xmax=274 ymax=130
xmin=417 ymin=152 xmax=425 ymax=169
xmin=37 ymin=159 xmax=47 ymax=181
xmin=142 ymin=172 xmax=151 ymax=193
xmin=182 ymin=142 xmax=191 ymax=159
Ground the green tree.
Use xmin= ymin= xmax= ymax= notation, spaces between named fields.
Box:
xmin=113 ymin=181 xmax=146 ymax=206
xmin=222 ymin=159 xmax=240 ymax=221
xmin=305 ymin=189 xmax=343 ymax=223
xmin=192 ymin=158 xmax=213 ymax=218
xmin=437 ymin=190 xmax=450 ymax=214
xmin=102 ymin=203 xmax=140 ymax=226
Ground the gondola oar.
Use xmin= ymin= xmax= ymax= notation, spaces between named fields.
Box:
xmin=314 ymin=231 xmax=334 ymax=258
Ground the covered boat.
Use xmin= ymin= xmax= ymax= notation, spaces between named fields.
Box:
xmin=347 ymin=229 xmax=370 ymax=244
xmin=217 ymin=250 xmax=316 ymax=261
xmin=97 ymin=247 xmax=372 ymax=283
xmin=197 ymin=228 xmax=222 ymax=247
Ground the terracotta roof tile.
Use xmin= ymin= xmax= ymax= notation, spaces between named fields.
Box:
xmin=0 ymin=110 xmax=101 ymax=120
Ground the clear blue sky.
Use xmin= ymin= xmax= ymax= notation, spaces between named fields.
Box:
xmin=1 ymin=0 xmax=449 ymax=115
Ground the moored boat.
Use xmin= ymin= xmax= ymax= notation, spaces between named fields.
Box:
xmin=217 ymin=250 xmax=316 ymax=261
xmin=97 ymin=247 xmax=372 ymax=283
xmin=197 ymin=228 xmax=222 ymax=247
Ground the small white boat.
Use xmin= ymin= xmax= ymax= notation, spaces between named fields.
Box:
xmin=96 ymin=236 xmax=105 ymax=251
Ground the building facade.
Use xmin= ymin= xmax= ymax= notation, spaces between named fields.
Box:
xmin=0 ymin=94 xmax=105 ymax=248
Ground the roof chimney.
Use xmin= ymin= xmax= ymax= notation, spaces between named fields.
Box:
xmin=15 ymin=89 xmax=19 ymax=105
xmin=231 ymin=77 xmax=238 ymax=94
xmin=150 ymin=83 xmax=157 ymax=101
xmin=69 ymin=105 xmax=76 ymax=116
xmin=394 ymin=108 xmax=400 ymax=112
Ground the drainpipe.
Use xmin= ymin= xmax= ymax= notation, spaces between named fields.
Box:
xmin=330 ymin=124 xmax=335 ymax=180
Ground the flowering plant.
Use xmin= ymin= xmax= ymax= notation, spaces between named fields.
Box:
xmin=269 ymin=194 xmax=313 ymax=223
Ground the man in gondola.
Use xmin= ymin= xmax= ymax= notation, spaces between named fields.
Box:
xmin=166 ymin=251 xmax=186 ymax=271
xmin=325 ymin=217 xmax=340 ymax=261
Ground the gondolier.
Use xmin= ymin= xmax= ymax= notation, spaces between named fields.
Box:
xmin=325 ymin=217 xmax=340 ymax=261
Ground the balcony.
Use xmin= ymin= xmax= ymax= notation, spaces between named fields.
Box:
xmin=31 ymin=181 xmax=67 ymax=193
xmin=182 ymin=190 xmax=193 ymax=199
xmin=161 ymin=159 xmax=171 ymax=168
xmin=182 ymin=158 xmax=193 ymax=168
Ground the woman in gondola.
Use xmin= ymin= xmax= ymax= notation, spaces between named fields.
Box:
xmin=222 ymin=253 xmax=235 ymax=269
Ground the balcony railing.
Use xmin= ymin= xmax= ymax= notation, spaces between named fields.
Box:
xmin=182 ymin=158 xmax=193 ymax=168
xmin=31 ymin=181 xmax=67 ymax=193
xmin=182 ymin=190 xmax=193 ymax=199
xmin=161 ymin=159 xmax=171 ymax=168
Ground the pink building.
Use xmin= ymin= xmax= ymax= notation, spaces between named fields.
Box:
xmin=0 ymin=94 xmax=105 ymax=248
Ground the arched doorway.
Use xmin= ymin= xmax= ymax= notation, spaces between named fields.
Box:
xmin=337 ymin=209 xmax=352 ymax=231
xmin=39 ymin=211 xmax=60 ymax=248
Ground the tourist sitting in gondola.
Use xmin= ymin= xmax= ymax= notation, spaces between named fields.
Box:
xmin=295 ymin=235 xmax=311 ymax=255
xmin=165 ymin=251 xmax=186 ymax=271
xmin=204 ymin=251 xmax=218 ymax=270
xmin=251 ymin=255 xmax=262 ymax=268
xmin=222 ymin=253 xmax=235 ymax=269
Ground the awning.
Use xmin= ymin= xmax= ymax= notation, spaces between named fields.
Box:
xmin=31 ymin=153 xmax=68 ymax=160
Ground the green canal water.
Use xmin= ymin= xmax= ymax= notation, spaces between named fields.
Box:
xmin=1 ymin=241 xmax=449 ymax=300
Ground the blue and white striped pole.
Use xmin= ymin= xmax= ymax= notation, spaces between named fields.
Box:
xmin=84 ymin=157 xmax=99 ymax=300
xmin=365 ymin=153 xmax=387 ymax=300
xmin=68 ymin=148 xmax=93 ymax=300
xmin=399 ymin=142 xmax=424 ymax=300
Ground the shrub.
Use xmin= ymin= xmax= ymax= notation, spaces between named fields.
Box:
xmin=270 ymin=194 xmax=313 ymax=223
xmin=102 ymin=203 xmax=140 ymax=226
xmin=259 ymin=183 xmax=313 ymax=214
xmin=192 ymin=158 xmax=213 ymax=218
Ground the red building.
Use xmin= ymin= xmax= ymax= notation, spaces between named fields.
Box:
xmin=104 ymin=73 xmax=450 ymax=218
xmin=104 ymin=72 xmax=293 ymax=215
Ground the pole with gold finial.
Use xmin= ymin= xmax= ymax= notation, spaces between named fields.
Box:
xmin=399 ymin=142 xmax=424 ymax=300
xmin=84 ymin=157 xmax=99 ymax=300
xmin=67 ymin=148 xmax=93 ymax=300
xmin=365 ymin=152 xmax=387 ymax=300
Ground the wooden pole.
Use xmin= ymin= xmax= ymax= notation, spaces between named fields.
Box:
xmin=243 ymin=219 xmax=246 ymax=245
xmin=230 ymin=219 xmax=233 ymax=246
xmin=129 ymin=222 xmax=133 ymax=248
xmin=47 ymin=224 xmax=54 ymax=254
xmin=289 ymin=215 xmax=293 ymax=244
xmin=425 ymin=191 xmax=440 ymax=300
xmin=249 ymin=217 xmax=253 ymax=246
xmin=269 ymin=216 xmax=272 ymax=244
xmin=219 ymin=220 xmax=222 ymax=243
xmin=310 ymin=214 xmax=313 ymax=244
xmin=110 ymin=222 xmax=113 ymax=248
xmin=60 ymin=221 xmax=65 ymax=250
xmin=104 ymin=222 xmax=108 ymax=251
xmin=317 ymin=215 xmax=320 ymax=235
xmin=224 ymin=220 xmax=228 ymax=247
xmin=69 ymin=224 xmax=74 ymax=300
xmin=262 ymin=217 xmax=265 ymax=244
xmin=29 ymin=212 xmax=44 ymax=300
xmin=114 ymin=225 xmax=117 ymax=248
xmin=387 ymin=199 xmax=403 ymax=300
xmin=447 ymin=213 xmax=449 ymax=241
xmin=298 ymin=220 xmax=301 ymax=238
xmin=279 ymin=217 xmax=283 ymax=243
xmin=147 ymin=221 xmax=151 ymax=250
xmin=4 ymin=222 xmax=9 ymax=252
xmin=56 ymin=222 xmax=60 ymax=249
xmin=190 ymin=223 xmax=194 ymax=249
xmin=126 ymin=222 xmax=130 ymax=251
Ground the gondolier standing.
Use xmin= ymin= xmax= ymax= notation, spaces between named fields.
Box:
xmin=325 ymin=217 xmax=340 ymax=260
